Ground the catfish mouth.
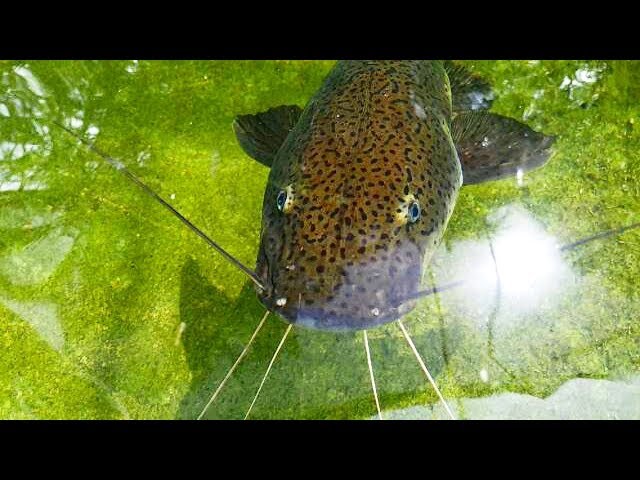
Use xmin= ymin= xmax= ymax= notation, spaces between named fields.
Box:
xmin=255 ymin=255 xmax=422 ymax=331
xmin=254 ymin=222 xmax=425 ymax=331
xmin=257 ymin=289 xmax=418 ymax=332
xmin=293 ymin=301 xmax=416 ymax=331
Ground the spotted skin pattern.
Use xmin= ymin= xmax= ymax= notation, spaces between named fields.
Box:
xmin=255 ymin=61 xmax=463 ymax=331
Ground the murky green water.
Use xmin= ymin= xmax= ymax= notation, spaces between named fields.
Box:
xmin=0 ymin=60 xmax=638 ymax=419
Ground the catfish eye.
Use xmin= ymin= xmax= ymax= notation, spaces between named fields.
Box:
xmin=408 ymin=201 xmax=421 ymax=223
xmin=276 ymin=190 xmax=288 ymax=212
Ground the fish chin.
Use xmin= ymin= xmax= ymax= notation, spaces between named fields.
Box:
xmin=257 ymin=239 xmax=426 ymax=331
xmin=257 ymin=267 xmax=421 ymax=332
xmin=291 ymin=300 xmax=417 ymax=332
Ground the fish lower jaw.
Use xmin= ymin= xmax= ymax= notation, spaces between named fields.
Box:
xmin=268 ymin=301 xmax=418 ymax=332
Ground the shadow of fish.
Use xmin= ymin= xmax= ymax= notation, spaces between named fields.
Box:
xmin=234 ymin=60 xmax=555 ymax=331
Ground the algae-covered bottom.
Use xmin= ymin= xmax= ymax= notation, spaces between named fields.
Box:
xmin=0 ymin=60 xmax=638 ymax=419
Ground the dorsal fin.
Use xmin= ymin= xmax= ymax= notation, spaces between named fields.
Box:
xmin=233 ymin=105 xmax=303 ymax=167
xmin=444 ymin=61 xmax=495 ymax=112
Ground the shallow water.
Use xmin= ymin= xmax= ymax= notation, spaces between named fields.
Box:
xmin=0 ymin=60 xmax=638 ymax=419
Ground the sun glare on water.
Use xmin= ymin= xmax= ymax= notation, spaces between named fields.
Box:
xmin=431 ymin=205 xmax=575 ymax=319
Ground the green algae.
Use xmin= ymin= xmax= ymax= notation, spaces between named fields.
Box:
xmin=0 ymin=60 xmax=638 ymax=419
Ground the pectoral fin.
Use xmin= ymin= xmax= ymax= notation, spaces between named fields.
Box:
xmin=444 ymin=61 xmax=494 ymax=112
xmin=233 ymin=105 xmax=303 ymax=167
xmin=452 ymin=112 xmax=556 ymax=185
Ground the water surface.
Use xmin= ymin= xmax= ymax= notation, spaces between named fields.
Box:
xmin=0 ymin=60 xmax=638 ymax=419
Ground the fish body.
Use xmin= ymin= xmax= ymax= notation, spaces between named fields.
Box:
xmin=234 ymin=60 xmax=554 ymax=331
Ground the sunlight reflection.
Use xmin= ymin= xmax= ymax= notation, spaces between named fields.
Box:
xmin=126 ymin=60 xmax=139 ymax=74
xmin=0 ymin=164 xmax=48 ymax=192
xmin=10 ymin=97 xmax=24 ymax=116
xmin=430 ymin=204 xmax=575 ymax=319
xmin=13 ymin=65 xmax=46 ymax=97
xmin=86 ymin=124 xmax=100 ymax=140
xmin=136 ymin=150 xmax=150 ymax=166
xmin=0 ymin=141 xmax=40 ymax=161
xmin=69 ymin=87 xmax=84 ymax=102
xmin=69 ymin=116 xmax=83 ymax=129
xmin=559 ymin=63 xmax=605 ymax=104
xmin=0 ymin=227 xmax=75 ymax=285
xmin=0 ymin=297 xmax=64 ymax=351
